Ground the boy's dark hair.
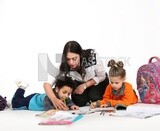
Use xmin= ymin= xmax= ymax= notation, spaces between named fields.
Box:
xmin=55 ymin=73 xmax=76 ymax=91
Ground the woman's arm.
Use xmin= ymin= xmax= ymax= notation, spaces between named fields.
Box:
xmin=85 ymin=79 xmax=96 ymax=88
xmin=73 ymin=79 xmax=96 ymax=94
xmin=43 ymin=82 xmax=68 ymax=110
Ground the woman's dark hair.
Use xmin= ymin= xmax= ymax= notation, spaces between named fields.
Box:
xmin=107 ymin=59 xmax=126 ymax=78
xmin=55 ymin=73 xmax=76 ymax=91
xmin=60 ymin=41 xmax=83 ymax=73
xmin=59 ymin=41 xmax=94 ymax=78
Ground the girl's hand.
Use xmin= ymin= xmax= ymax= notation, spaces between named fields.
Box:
xmin=70 ymin=105 xmax=79 ymax=110
xmin=100 ymin=104 xmax=108 ymax=108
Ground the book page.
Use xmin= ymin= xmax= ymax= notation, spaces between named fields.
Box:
xmin=109 ymin=110 xmax=160 ymax=119
xmin=126 ymin=103 xmax=160 ymax=113
xmin=69 ymin=106 xmax=115 ymax=115
xmin=109 ymin=103 xmax=160 ymax=119
xmin=38 ymin=111 xmax=83 ymax=125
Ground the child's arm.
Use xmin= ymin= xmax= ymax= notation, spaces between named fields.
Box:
xmin=43 ymin=83 xmax=68 ymax=110
xmin=106 ymin=84 xmax=138 ymax=107
xmin=65 ymin=98 xmax=79 ymax=110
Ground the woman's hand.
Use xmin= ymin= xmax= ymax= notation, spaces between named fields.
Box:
xmin=52 ymin=97 xmax=69 ymax=110
xmin=73 ymin=84 xmax=86 ymax=94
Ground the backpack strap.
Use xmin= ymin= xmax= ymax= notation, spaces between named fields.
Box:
xmin=148 ymin=56 xmax=160 ymax=63
xmin=0 ymin=95 xmax=7 ymax=111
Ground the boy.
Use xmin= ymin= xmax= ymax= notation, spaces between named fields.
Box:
xmin=12 ymin=75 xmax=79 ymax=111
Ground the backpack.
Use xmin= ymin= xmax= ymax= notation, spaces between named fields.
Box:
xmin=136 ymin=56 xmax=160 ymax=104
xmin=0 ymin=95 xmax=7 ymax=111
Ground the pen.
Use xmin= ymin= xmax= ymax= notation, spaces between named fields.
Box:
xmin=100 ymin=111 xmax=105 ymax=116
xmin=100 ymin=111 xmax=103 ymax=115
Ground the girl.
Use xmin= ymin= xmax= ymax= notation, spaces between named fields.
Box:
xmin=90 ymin=59 xmax=138 ymax=108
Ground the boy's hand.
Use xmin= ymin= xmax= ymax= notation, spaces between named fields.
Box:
xmin=70 ymin=105 xmax=79 ymax=110
xmin=52 ymin=98 xmax=69 ymax=110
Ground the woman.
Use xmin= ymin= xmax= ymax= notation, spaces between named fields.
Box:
xmin=44 ymin=41 xmax=109 ymax=110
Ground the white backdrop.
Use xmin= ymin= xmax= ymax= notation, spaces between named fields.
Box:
xmin=0 ymin=0 xmax=160 ymax=100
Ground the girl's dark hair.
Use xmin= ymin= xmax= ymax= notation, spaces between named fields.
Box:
xmin=55 ymin=73 xmax=76 ymax=91
xmin=107 ymin=59 xmax=126 ymax=78
xmin=59 ymin=40 xmax=94 ymax=78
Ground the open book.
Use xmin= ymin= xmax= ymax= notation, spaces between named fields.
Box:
xmin=109 ymin=103 xmax=160 ymax=119
xmin=36 ymin=110 xmax=83 ymax=125
xmin=69 ymin=106 xmax=115 ymax=115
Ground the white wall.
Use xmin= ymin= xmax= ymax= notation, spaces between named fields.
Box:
xmin=0 ymin=0 xmax=160 ymax=100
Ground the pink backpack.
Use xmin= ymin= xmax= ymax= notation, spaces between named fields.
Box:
xmin=137 ymin=56 xmax=160 ymax=104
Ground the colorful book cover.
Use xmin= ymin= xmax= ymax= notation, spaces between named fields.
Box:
xmin=36 ymin=110 xmax=83 ymax=125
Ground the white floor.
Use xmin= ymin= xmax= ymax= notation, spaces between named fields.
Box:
xmin=1 ymin=107 xmax=160 ymax=131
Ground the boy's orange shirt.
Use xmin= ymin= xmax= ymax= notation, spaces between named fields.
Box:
xmin=99 ymin=82 xmax=138 ymax=107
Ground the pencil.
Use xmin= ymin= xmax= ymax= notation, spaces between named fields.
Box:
xmin=63 ymin=98 xmax=66 ymax=105
xmin=89 ymin=100 xmax=92 ymax=104
xmin=89 ymin=100 xmax=93 ymax=110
